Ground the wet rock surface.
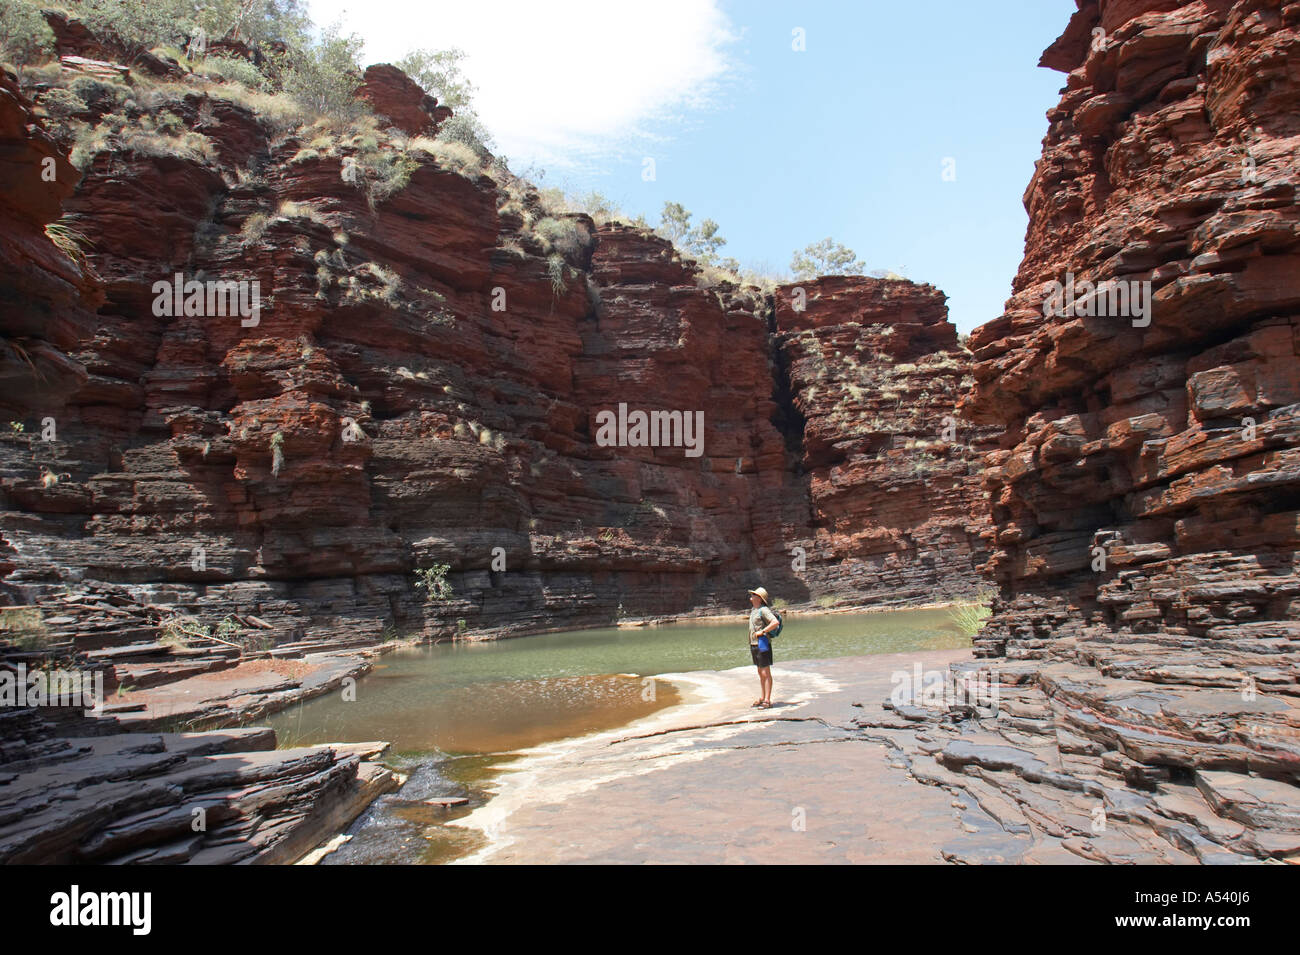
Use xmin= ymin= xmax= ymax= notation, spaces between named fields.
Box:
xmin=443 ymin=651 xmax=1275 ymax=864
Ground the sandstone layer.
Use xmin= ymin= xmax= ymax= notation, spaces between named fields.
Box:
xmin=0 ymin=710 xmax=396 ymax=864
xmin=0 ymin=45 xmax=991 ymax=652
xmin=947 ymin=0 xmax=1300 ymax=858
xmin=773 ymin=278 xmax=998 ymax=607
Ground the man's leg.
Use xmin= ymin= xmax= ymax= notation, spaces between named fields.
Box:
xmin=760 ymin=666 xmax=772 ymax=703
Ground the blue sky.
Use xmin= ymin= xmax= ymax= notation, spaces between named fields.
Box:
xmin=309 ymin=0 xmax=1077 ymax=332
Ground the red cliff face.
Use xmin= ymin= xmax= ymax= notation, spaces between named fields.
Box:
xmin=0 ymin=72 xmax=101 ymax=417
xmin=0 ymin=53 xmax=991 ymax=645
xmin=356 ymin=65 xmax=451 ymax=136
xmin=772 ymin=278 xmax=997 ymax=607
xmin=965 ymin=0 xmax=1300 ymax=776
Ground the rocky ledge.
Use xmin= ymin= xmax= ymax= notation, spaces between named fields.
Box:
xmin=857 ymin=659 xmax=1298 ymax=862
xmin=0 ymin=708 xmax=396 ymax=864
xmin=953 ymin=0 xmax=1300 ymax=858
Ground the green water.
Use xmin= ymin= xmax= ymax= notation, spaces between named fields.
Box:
xmin=268 ymin=607 xmax=970 ymax=756
xmin=270 ymin=607 xmax=970 ymax=864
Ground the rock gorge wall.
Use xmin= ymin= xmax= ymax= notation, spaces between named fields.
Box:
xmin=965 ymin=0 xmax=1300 ymax=777
xmin=0 ymin=71 xmax=100 ymax=423
xmin=773 ymin=279 xmax=997 ymax=606
xmin=0 ymin=54 xmax=991 ymax=644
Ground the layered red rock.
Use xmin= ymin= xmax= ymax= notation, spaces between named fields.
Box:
xmin=0 ymin=713 xmax=396 ymax=865
xmin=0 ymin=55 xmax=991 ymax=649
xmin=957 ymin=0 xmax=1300 ymax=845
xmin=771 ymin=278 xmax=997 ymax=606
xmin=356 ymin=64 xmax=451 ymax=136
xmin=0 ymin=71 xmax=101 ymax=416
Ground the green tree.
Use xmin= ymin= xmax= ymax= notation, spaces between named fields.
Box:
xmin=396 ymin=47 xmax=475 ymax=113
xmin=77 ymin=0 xmax=190 ymax=64
xmin=656 ymin=201 xmax=735 ymax=269
xmin=790 ymin=238 xmax=865 ymax=279
xmin=657 ymin=201 xmax=692 ymax=245
xmin=0 ymin=0 xmax=55 ymax=77
xmin=398 ymin=48 xmax=496 ymax=156
xmin=691 ymin=218 xmax=727 ymax=263
xmin=211 ymin=0 xmax=310 ymax=49
xmin=280 ymin=22 xmax=366 ymax=125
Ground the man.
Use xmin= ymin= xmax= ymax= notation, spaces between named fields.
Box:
xmin=747 ymin=586 xmax=778 ymax=708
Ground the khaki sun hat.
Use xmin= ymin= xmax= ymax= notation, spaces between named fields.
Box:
xmin=747 ymin=586 xmax=770 ymax=605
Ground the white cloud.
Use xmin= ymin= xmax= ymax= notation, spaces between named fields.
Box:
xmin=306 ymin=0 xmax=739 ymax=170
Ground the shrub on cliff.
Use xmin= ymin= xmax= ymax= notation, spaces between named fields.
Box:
xmin=0 ymin=0 xmax=54 ymax=77
xmin=566 ymin=191 xmax=621 ymax=226
xmin=535 ymin=217 xmax=591 ymax=259
xmin=279 ymin=22 xmax=366 ymax=125
xmin=414 ymin=563 xmax=453 ymax=601
xmin=436 ymin=113 xmax=495 ymax=160
xmin=790 ymin=238 xmax=864 ymax=279
xmin=70 ymin=109 xmax=216 ymax=169
xmin=37 ymin=87 xmax=88 ymax=140
xmin=656 ymin=202 xmax=738 ymax=271
xmin=197 ymin=52 xmax=270 ymax=90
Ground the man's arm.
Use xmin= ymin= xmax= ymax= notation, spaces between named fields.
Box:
xmin=757 ymin=607 xmax=777 ymax=635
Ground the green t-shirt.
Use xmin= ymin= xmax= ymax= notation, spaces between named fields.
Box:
xmin=749 ymin=605 xmax=776 ymax=646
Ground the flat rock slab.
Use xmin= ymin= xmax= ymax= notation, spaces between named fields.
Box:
xmin=104 ymin=649 xmax=381 ymax=731
xmin=1196 ymin=770 xmax=1300 ymax=830
xmin=443 ymin=650 xmax=1287 ymax=865
xmin=450 ymin=650 xmax=1044 ymax=864
xmin=0 ymin=724 xmax=396 ymax=864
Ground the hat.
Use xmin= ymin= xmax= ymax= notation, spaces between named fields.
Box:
xmin=747 ymin=586 xmax=770 ymax=605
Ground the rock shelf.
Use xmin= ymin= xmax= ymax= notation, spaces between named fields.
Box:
xmin=0 ymin=710 xmax=396 ymax=864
